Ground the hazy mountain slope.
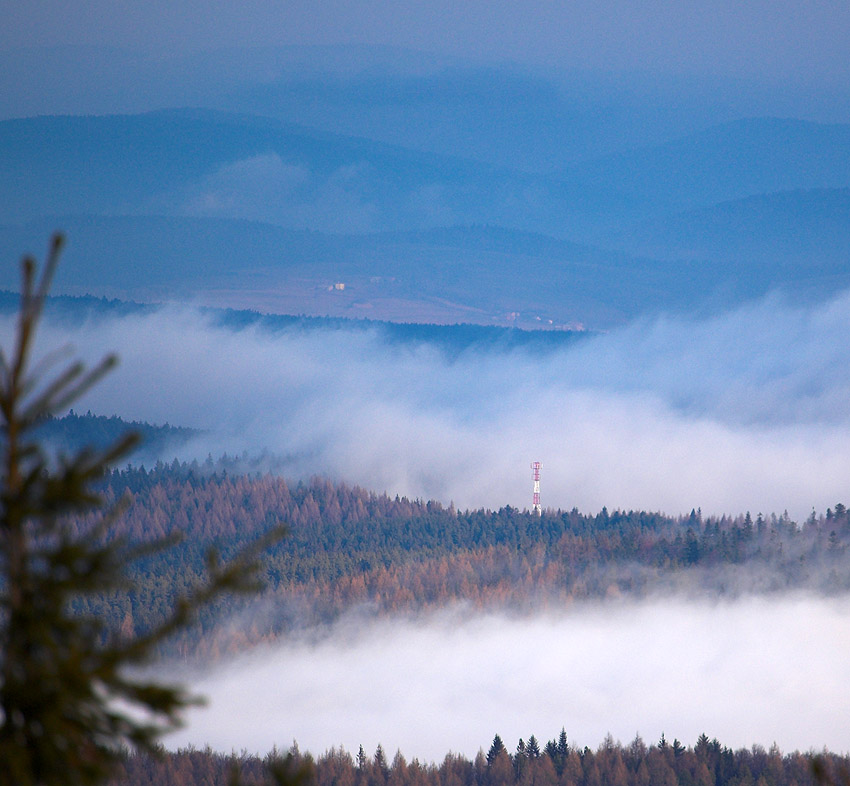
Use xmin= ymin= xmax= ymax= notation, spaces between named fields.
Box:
xmin=4 ymin=111 xmax=849 ymax=238
xmin=0 ymin=45 xmax=775 ymax=168
xmin=4 ymin=211 xmax=848 ymax=327
xmin=4 ymin=110 xmax=849 ymax=326
xmin=619 ymin=188 xmax=850 ymax=297
xmin=6 ymin=43 xmax=846 ymax=173
xmin=0 ymin=110 xmax=570 ymax=235
xmin=0 ymin=215 xmax=312 ymax=293
xmin=224 ymin=63 xmax=747 ymax=173
xmin=0 ymin=216 xmax=715 ymax=326
xmin=565 ymin=118 xmax=850 ymax=220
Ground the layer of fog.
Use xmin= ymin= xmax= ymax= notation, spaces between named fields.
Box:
xmin=6 ymin=286 xmax=850 ymax=519
xmin=166 ymin=595 xmax=850 ymax=760
xmin=178 ymin=153 xmax=387 ymax=234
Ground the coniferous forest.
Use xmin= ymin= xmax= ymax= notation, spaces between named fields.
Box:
xmin=108 ymin=730 xmax=849 ymax=786
xmin=66 ymin=454 xmax=850 ymax=662
xmin=18 ymin=412 xmax=849 ymax=784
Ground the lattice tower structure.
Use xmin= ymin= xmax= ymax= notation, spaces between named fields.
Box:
xmin=531 ymin=461 xmax=542 ymax=515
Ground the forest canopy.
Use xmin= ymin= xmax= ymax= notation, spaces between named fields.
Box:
xmin=56 ymin=446 xmax=850 ymax=660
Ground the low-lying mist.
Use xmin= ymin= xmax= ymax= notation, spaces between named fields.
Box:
xmin=7 ymin=288 xmax=850 ymax=759
xmin=166 ymin=595 xmax=850 ymax=761
xmin=6 ymin=286 xmax=850 ymax=519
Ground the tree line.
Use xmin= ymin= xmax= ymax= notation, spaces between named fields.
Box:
xmin=60 ymin=460 xmax=850 ymax=660
xmin=109 ymin=732 xmax=848 ymax=786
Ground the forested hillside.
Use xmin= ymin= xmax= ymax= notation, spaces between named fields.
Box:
xmin=70 ymin=460 xmax=850 ymax=660
xmin=34 ymin=410 xmax=198 ymax=465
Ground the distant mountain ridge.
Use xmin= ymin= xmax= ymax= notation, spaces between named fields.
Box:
xmin=564 ymin=117 xmax=850 ymax=218
xmin=0 ymin=109 xmax=527 ymax=231
xmin=2 ymin=108 xmax=849 ymax=327
xmin=0 ymin=216 xmax=718 ymax=327
xmin=5 ymin=110 xmax=848 ymax=230
xmin=625 ymin=187 xmax=850 ymax=268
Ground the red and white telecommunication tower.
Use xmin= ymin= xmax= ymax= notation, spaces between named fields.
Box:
xmin=531 ymin=461 xmax=542 ymax=515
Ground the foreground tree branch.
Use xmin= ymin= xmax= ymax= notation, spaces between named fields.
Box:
xmin=0 ymin=234 xmax=286 ymax=786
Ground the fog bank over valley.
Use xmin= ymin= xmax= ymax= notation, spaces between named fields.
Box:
xmin=167 ymin=595 xmax=850 ymax=761
xmin=5 ymin=2 xmax=850 ymax=777
xmin=4 ymin=285 xmax=850 ymax=520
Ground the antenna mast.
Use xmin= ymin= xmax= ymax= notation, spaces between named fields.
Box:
xmin=531 ymin=461 xmax=541 ymax=515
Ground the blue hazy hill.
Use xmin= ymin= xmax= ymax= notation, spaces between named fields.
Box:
xmin=2 ymin=108 xmax=850 ymax=326
xmin=0 ymin=110 xmax=555 ymax=234
xmin=4 ymin=110 xmax=849 ymax=234
xmin=562 ymin=118 xmax=850 ymax=228
xmin=0 ymin=217 xmax=696 ymax=326
xmin=3 ymin=44 xmax=802 ymax=172
xmin=624 ymin=188 xmax=850 ymax=273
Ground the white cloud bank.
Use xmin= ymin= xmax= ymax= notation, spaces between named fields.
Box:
xmin=178 ymin=153 xmax=383 ymax=232
xmin=5 ymin=286 xmax=850 ymax=519
xmin=6 ymin=290 xmax=850 ymax=759
xmin=166 ymin=595 xmax=850 ymax=760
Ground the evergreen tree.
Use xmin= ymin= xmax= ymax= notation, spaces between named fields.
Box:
xmin=515 ymin=739 xmax=527 ymax=778
xmin=374 ymin=745 xmax=389 ymax=774
xmin=0 ymin=235 xmax=285 ymax=785
xmin=487 ymin=735 xmax=507 ymax=765
xmin=545 ymin=728 xmax=570 ymax=776
xmin=557 ymin=729 xmax=569 ymax=759
xmin=695 ymin=733 xmax=711 ymax=761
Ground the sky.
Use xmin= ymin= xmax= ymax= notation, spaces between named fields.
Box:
xmin=3 ymin=0 xmax=850 ymax=87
